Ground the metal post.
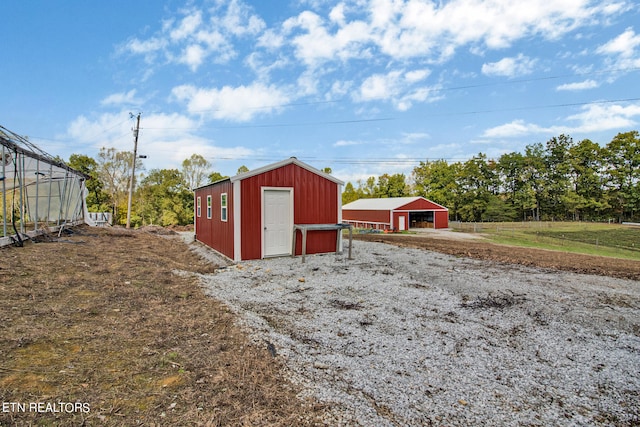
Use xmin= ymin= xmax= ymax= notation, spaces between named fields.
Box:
xmin=19 ymin=153 xmax=25 ymax=234
xmin=34 ymin=159 xmax=39 ymax=231
xmin=1 ymin=145 xmax=7 ymax=237
xmin=57 ymin=170 xmax=69 ymax=226
xmin=46 ymin=163 xmax=53 ymax=226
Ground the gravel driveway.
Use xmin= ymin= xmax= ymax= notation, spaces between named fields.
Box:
xmin=195 ymin=240 xmax=640 ymax=426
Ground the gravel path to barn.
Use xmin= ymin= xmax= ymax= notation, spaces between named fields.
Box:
xmin=194 ymin=240 xmax=640 ymax=426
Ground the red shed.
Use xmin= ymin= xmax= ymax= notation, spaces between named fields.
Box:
xmin=194 ymin=158 xmax=344 ymax=262
xmin=342 ymin=197 xmax=449 ymax=230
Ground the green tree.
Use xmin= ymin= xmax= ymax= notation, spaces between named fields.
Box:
xmin=68 ymin=153 xmax=109 ymax=212
xmin=207 ymin=171 xmax=228 ymax=184
xmin=566 ymin=139 xmax=607 ymax=220
xmin=412 ymin=159 xmax=460 ymax=215
xmin=236 ymin=165 xmax=249 ymax=174
xmin=603 ymin=131 xmax=640 ymax=221
xmin=375 ymin=173 xmax=408 ymax=198
xmin=522 ymin=143 xmax=546 ymax=221
xmin=137 ymin=169 xmax=193 ymax=226
xmin=497 ymin=152 xmax=527 ymax=219
xmin=456 ymin=154 xmax=496 ymax=221
xmin=181 ymin=154 xmax=211 ymax=190
xmin=356 ymin=177 xmax=377 ymax=198
xmin=482 ymin=195 xmax=518 ymax=222
xmin=542 ymin=135 xmax=573 ymax=219
xmin=96 ymin=147 xmax=143 ymax=225
xmin=342 ymin=182 xmax=360 ymax=205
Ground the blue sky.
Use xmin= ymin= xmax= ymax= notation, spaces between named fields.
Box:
xmin=2 ymin=0 xmax=639 ymax=184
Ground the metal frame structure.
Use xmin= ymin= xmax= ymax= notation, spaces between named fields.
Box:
xmin=1 ymin=126 xmax=88 ymax=247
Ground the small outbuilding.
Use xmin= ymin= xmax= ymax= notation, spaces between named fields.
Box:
xmin=342 ymin=196 xmax=449 ymax=230
xmin=194 ymin=157 xmax=344 ymax=262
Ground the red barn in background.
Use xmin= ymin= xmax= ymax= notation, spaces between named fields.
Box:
xmin=194 ymin=158 xmax=343 ymax=262
xmin=342 ymin=197 xmax=449 ymax=230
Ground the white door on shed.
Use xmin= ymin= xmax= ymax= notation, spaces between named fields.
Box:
xmin=399 ymin=215 xmax=406 ymax=231
xmin=263 ymin=189 xmax=293 ymax=257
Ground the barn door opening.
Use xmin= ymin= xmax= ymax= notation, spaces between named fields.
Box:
xmin=262 ymin=188 xmax=293 ymax=257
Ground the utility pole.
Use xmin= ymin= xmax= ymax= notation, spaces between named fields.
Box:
xmin=126 ymin=112 xmax=141 ymax=229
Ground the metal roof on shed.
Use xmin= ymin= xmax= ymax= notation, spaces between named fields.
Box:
xmin=194 ymin=157 xmax=343 ymax=191
xmin=343 ymin=197 xmax=424 ymax=210
xmin=232 ymin=157 xmax=343 ymax=184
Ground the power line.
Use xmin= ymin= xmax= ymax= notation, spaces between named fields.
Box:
xmin=435 ymin=66 xmax=640 ymax=93
xmin=163 ymin=66 xmax=640 ymax=116
xmin=425 ymin=97 xmax=640 ymax=117
xmin=142 ymin=96 xmax=640 ymax=131
xmin=204 ymin=155 xmax=476 ymax=165
xmin=24 ymin=67 xmax=640 ymax=143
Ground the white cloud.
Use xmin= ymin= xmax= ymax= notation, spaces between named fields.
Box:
xmin=169 ymin=10 xmax=202 ymax=41
xmin=401 ymin=132 xmax=430 ymax=142
xmin=355 ymin=68 xmax=437 ymax=109
xmin=482 ymin=120 xmax=547 ymax=138
xmin=171 ymin=83 xmax=292 ymax=122
xmin=364 ymin=0 xmax=623 ymax=60
xmin=565 ymin=102 xmax=640 ymax=132
xmin=67 ymin=112 xmax=135 ymax=147
xmin=257 ymin=29 xmax=285 ymax=49
xmin=482 ymin=102 xmax=640 ymax=138
xmin=219 ymin=0 xmax=266 ymax=36
xmin=481 ymin=54 xmax=537 ymax=77
xmin=597 ymin=27 xmax=640 ymax=57
xmin=333 ymin=139 xmax=362 ymax=147
xmin=100 ymin=90 xmax=140 ymax=107
xmin=122 ymin=1 xmax=264 ymax=71
xmin=358 ymin=70 xmax=404 ymax=101
xmin=329 ymin=80 xmax=353 ymax=98
xmin=284 ymin=11 xmax=369 ymax=67
xmin=179 ymin=44 xmax=207 ymax=71
xmin=405 ymin=69 xmax=430 ymax=83
xmin=596 ymin=27 xmax=640 ymax=69
xmin=65 ymin=111 xmax=255 ymax=171
xmin=329 ymin=3 xmax=346 ymax=25
xmin=123 ymin=37 xmax=167 ymax=62
xmin=556 ymin=79 xmax=599 ymax=91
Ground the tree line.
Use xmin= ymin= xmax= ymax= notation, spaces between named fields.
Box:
xmin=68 ymin=150 xmax=227 ymax=227
xmin=343 ymin=131 xmax=639 ymax=223
xmin=68 ymin=130 xmax=639 ymax=227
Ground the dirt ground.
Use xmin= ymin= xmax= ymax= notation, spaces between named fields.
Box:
xmin=0 ymin=226 xmax=326 ymax=426
xmin=1 ymin=225 xmax=638 ymax=426
xmin=354 ymin=232 xmax=640 ymax=281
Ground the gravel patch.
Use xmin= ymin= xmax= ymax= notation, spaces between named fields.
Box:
xmin=196 ymin=240 xmax=640 ymax=426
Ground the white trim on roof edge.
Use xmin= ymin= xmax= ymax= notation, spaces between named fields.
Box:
xmin=343 ymin=196 xmax=447 ymax=211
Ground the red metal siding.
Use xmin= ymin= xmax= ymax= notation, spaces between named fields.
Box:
xmin=240 ymin=163 xmax=339 ymax=260
xmin=194 ymin=180 xmax=234 ymax=259
xmin=434 ymin=210 xmax=449 ymax=229
xmin=399 ymin=198 xmax=448 ymax=229
xmin=343 ymin=209 xmax=390 ymax=224
xmin=397 ymin=198 xmax=447 ymax=211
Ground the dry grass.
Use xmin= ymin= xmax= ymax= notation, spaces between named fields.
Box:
xmin=0 ymin=226 xmax=328 ymax=426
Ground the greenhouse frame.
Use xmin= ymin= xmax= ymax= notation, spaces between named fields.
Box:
xmin=1 ymin=125 xmax=89 ymax=247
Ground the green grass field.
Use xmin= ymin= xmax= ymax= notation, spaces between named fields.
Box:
xmin=450 ymin=221 xmax=640 ymax=261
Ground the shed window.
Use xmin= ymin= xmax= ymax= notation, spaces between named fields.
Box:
xmin=196 ymin=196 xmax=201 ymax=217
xmin=220 ymin=193 xmax=228 ymax=222
xmin=206 ymin=195 xmax=212 ymax=219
